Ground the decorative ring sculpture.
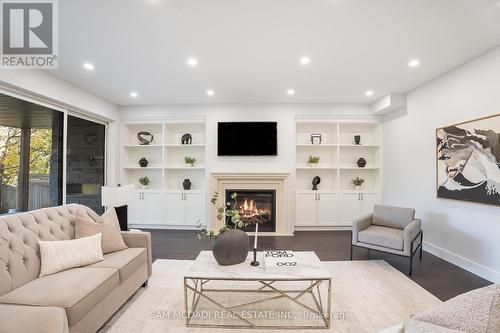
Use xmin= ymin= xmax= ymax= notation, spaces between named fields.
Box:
xmin=137 ymin=131 xmax=154 ymax=145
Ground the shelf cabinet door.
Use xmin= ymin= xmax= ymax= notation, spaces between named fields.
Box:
xmin=295 ymin=192 xmax=318 ymax=226
xmin=165 ymin=192 xmax=185 ymax=225
xmin=127 ymin=191 xmax=142 ymax=225
xmin=142 ymin=192 xmax=164 ymax=224
xmin=317 ymin=192 xmax=339 ymax=225
xmin=339 ymin=193 xmax=361 ymax=224
xmin=360 ymin=193 xmax=381 ymax=217
xmin=185 ymin=192 xmax=206 ymax=226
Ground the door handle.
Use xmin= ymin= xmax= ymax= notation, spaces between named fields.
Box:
xmin=318 ymin=193 xmax=321 ymax=201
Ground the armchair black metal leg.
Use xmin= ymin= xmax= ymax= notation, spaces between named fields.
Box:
xmin=419 ymin=231 xmax=424 ymax=260
xmin=350 ymin=244 xmax=353 ymax=260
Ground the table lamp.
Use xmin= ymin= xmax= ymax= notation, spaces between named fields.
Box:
xmin=101 ymin=184 xmax=135 ymax=231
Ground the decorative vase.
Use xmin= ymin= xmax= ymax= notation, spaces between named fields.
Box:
xmin=139 ymin=158 xmax=149 ymax=168
xmin=183 ymin=179 xmax=192 ymax=190
xmin=354 ymin=135 xmax=361 ymax=145
xmin=355 ymin=185 xmax=361 ymax=190
xmin=357 ymin=157 xmax=367 ymax=168
xmin=212 ymin=229 xmax=249 ymax=266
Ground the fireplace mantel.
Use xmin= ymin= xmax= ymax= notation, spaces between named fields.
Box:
xmin=211 ymin=172 xmax=292 ymax=236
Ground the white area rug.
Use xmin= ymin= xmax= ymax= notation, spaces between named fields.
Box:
xmin=100 ymin=259 xmax=441 ymax=333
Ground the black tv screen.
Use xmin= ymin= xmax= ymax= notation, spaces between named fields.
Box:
xmin=218 ymin=122 xmax=277 ymax=156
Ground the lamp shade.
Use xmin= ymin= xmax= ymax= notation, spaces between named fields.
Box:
xmin=101 ymin=185 xmax=135 ymax=207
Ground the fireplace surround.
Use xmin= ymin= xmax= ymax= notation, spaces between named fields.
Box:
xmin=211 ymin=172 xmax=292 ymax=235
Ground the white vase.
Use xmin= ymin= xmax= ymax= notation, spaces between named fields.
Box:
xmin=355 ymin=185 xmax=361 ymax=190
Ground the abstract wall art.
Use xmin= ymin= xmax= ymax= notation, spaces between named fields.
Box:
xmin=436 ymin=114 xmax=500 ymax=205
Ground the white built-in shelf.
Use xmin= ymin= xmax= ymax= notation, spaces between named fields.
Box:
xmin=164 ymin=166 xmax=206 ymax=170
xmin=123 ymin=166 xmax=163 ymax=170
xmin=121 ymin=119 xmax=207 ymax=194
xmin=339 ymin=166 xmax=380 ymax=170
xmin=123 ymin=144 xmax=163 ymax=148
xmin=296 ymin=143 xmax=338 ymax=147
xmin=164 ymin=144 xmax=206 ymax=147
xmin=296 ymin=165 xmax=338 ymax=170
xmin=338 ymin=144 xmax=380 ymax=147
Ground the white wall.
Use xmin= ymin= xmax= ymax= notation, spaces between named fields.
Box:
xmin=0 ymin=70 xmax=121 ymax=185
xmin=119 ymin=104 xmax=373 ymax=175
xmin=382 ymin=47 xmax=500 ymax=283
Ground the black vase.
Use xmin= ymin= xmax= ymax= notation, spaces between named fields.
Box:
xmin=354 ymin=135 xmax=361 ymax=145
xmin=183 ymin=179 xmax=192 ymax=190
xmin=139 ymin=158 xmax=148 ymax=168
xmin=212 ymin=229 xmax=249 ymax=266
xmin=357 ymin=157 xmax=367 ymax=168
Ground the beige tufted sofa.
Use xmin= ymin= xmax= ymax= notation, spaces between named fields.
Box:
xmin=0 ymin=204 xmax=152 ymax=333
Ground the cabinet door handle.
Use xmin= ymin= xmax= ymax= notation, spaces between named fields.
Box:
xmin=318 ymin=193 xmax=321 ymax=201
xmin=361 ymin=193 xmax=364 ymax=200
xmin=358 ymin=193 xmax=361 ymax=201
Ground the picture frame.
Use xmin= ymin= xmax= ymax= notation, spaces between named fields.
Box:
xmin=436 ymin=113 xmax=500 ymax=206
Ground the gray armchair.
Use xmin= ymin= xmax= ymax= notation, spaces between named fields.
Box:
xmin=351 ymin=204 xmax=423 ymax=275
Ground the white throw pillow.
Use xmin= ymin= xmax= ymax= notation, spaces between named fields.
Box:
xmin=39 ymin=233 xmax=104 ymax=277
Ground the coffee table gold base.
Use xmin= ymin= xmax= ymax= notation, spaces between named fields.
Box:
xmin=183 ymin=277 xmax=332 ymax=329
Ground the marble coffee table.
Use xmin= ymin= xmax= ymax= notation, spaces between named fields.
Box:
xmin=183 ymin=251 xmax=332 ymax=329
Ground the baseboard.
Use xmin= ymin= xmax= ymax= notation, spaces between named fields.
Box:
xmin=423 ymin=241 xmax=500 ymax=283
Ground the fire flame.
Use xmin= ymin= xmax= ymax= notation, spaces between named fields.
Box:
xmin=239 ymin=199 xmax=271 ymax=219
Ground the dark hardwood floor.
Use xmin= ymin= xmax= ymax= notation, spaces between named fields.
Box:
xmin=145 ymin=229 xmax=491 ymax=301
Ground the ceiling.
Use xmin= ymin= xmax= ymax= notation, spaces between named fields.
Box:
xmin=49 ymin=0 xmax=500 ymax=106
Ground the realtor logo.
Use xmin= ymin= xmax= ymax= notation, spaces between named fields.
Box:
xmin=1 ymin=0 xmax=58 ymax=68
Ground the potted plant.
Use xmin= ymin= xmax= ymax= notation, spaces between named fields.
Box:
xmin=308 ymin=155 xmax=320 ymax=167
xmin=352 ymin=177 xmax=364 ymax=190
xmin=138 ymin=176 xmax=150 ymax=189
xmin=184 ymin=156 xmax=196 ymax=167
xmin=197 ymin=192 xmax=249 ymax=266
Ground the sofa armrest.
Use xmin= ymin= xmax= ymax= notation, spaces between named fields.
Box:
xmin=352 ymin=214 xmax=372 ymax=244
xmin=121 ymin=231 xmax=152 ymax=277
xmin=403 ymin=218 xmax=422 ymax=256
xmin=0 ymin=303 xmax=68 ymax=333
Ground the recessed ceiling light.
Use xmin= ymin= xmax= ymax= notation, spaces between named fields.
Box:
xmin=365 ymin=90 xmax=374 ymax=97
xmin=83 ymin=62 xmax=94 ymax=71
xmin=206 ymin=90 xmax=214 ymax=96
xmin=408 ymin=59 xmax=420 ymax=68
xmin=187 ymin=58 xmax=198 ymax=67
xmin=287 ymin=89 xmax=295 ymax=96
xmin=299 ymin=56 xmax=311 ymax=65
xmin=130 ymin=91 xmax=138 ymax=98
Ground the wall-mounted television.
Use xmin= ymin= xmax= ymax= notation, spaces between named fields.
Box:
xmin=218 ymin=122 xmax=277 ymax=156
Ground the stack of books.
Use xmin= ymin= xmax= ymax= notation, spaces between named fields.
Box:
xmin=263 ymin=250 xmax=299 ymax=273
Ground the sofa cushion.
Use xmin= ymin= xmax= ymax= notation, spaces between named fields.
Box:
xmin=372 ymin=205 xmax=415 ymax=229
xmin=408 ymin=284 xmax=500 ymax=333
xmin=0 ymin=267 xmax=118 ymax=326
xmin=75 ymin=208 xmax=127 ymax=254
xmin=358 ymin=225 xmax=403 ymax=250
xmin=0 ymin=303 xmax=68 ymax=333
xmin=38 ymin=233 xmax=104 ymax=277
xmin=87 ymin=248 xmax=146 ymax=282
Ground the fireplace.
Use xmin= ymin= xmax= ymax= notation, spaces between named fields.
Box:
xmin=225 ymin=189 xmax=276 ymax=232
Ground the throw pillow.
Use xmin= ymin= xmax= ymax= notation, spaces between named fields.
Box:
xmin=75 ymin=208 xmax=127 ymax=254
xmin=39 ymin=233 xmax=104 ymax=277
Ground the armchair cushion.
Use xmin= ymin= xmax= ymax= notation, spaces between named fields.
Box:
xmin=358 ymin=226 xmax=403 ymax=251
xmin=373 ymin=205 xmax=415 ymax=230
xmin=352 ymin=214 xmax=372 ymax=244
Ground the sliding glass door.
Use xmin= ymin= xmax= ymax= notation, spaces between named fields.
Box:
xmin=65 ymin=115 xmax=106 ymax=214
xmin=0 ymin=94 xmax=63 ymax=213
